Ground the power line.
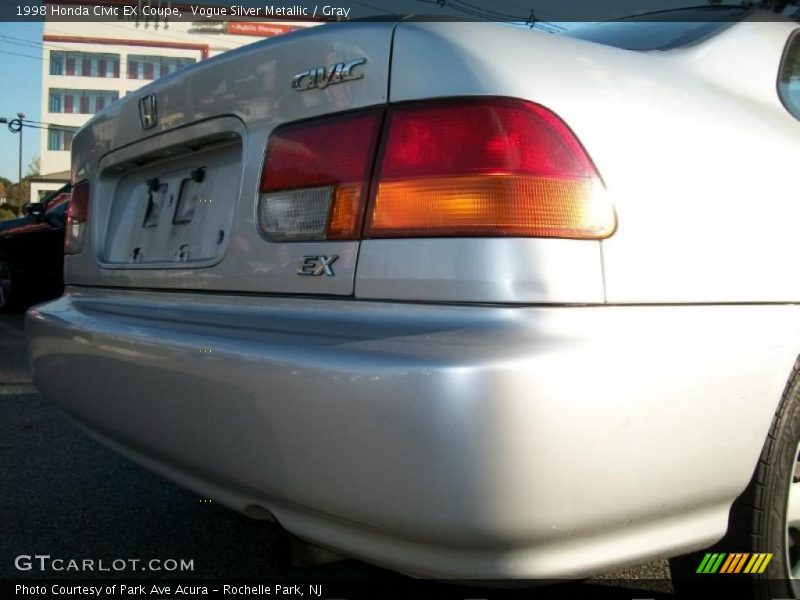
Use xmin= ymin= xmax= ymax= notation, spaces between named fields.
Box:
xmin=441 ymin=0 xmax=527 ymax=20
xmin=449 ymin=0 xmax=567 ymax=25
xmin=0 ymin=117 xmax=79 ymax=134
xmin=0 ymin=41 xmax=200 ymax=82
xmin=0 ymin=32 xmax=81 ymax=51
xmin=5 ymin=19 xmax=315 ymax=63
xmin=50 ymin=19 xmax=264 ymax=49
xmin=21 ymin=122 xmax=79 ymax=134
xmin=484 ymin=0 xmax=540 ymax=11
xmin=415 ymin=0 xmax=565 ymax=30
xmin=44 ymin=24 xmax=214 ymax=66
xmin=468 ymin=0 xmax=575 ymax=21
xmin=0 ymin=34 xmax=48 ymax=50
xmin=349 ymin=0 xmax=397 ymax=15
xmin=23 ymin=118 xmax=80 ymax=130
xmin=0 ymin=48 xmax=44 ymax=60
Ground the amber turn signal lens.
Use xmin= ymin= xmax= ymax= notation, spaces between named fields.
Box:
xmin=369 ymin=175 xmax=615 ymax=239
xmin=326 ymin=184 xmax=364 ymax=240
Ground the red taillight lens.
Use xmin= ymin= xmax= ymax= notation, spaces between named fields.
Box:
xmin=365 ymin=98 xmax=615 ymax=239
xmin=378 ymin=99 xmax=595 ymax=180
xmin=65 ymin=179 xmax=90 ymax=255
xmin=258 ymin=109 xmax=384 ymax=241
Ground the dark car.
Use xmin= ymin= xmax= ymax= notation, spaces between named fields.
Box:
xmin=0 ymin=183 xmax=70 ymax=311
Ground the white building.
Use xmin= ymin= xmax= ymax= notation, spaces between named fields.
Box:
xmin=31 ymin=2 xmax=315 ymax=201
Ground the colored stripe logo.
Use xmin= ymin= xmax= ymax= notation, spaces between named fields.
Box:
xmin=696 ymin=553 xmax=773 ymax=574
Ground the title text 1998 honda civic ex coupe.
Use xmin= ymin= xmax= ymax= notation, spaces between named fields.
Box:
xmin=26 ymin=6 xmax=800 ymax=594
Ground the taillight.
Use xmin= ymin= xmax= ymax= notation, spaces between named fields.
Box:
xmin=258 ymin=109 xmax=384 ymax=241
xmin=366 ymin=98 xmax=614 ymax=239
xmin=258 ymin=98 xmax=615 ymax=242
xmin=65 ymin=179 xmax=90 ymax=255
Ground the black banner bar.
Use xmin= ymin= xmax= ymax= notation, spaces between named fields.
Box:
xmin=0 ymin=0 xmax=798 ymax=23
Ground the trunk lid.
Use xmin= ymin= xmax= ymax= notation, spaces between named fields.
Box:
xmin=68 ymin=22 xmax=393 ymax=295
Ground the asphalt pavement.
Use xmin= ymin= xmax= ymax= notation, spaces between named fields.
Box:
xmin=0 ymin=311 xmax=672 ymax=597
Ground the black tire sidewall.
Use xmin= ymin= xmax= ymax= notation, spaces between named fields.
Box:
xmin=756 ymin=369 xmax=800 ymax=596
xmin=671 ymin=367 xmax=800 ymax=599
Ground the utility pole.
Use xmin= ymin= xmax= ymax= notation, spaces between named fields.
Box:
xmin=15 ymin=112 xmax=25 ymax=216
xmin=1 ymin=113 xmax=26 ymax=216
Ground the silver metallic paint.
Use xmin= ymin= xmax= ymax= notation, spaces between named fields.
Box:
xmin=388 ymin=19 xmax=800 ymax=303
xmin=29 ymin=17 xmax=800 ymax=580
xmin=27 ymin=287 xmax=800 ymax=578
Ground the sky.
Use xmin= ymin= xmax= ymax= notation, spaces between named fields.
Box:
xmin=0 ymin=21 xmax=43 ymax=183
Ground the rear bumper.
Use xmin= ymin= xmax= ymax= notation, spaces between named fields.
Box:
xmin=26 ymin=287 xmax=799 ymax=578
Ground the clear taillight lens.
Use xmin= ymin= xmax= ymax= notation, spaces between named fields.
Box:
xmin=258 ymin=109 xmax=384 ymax=241
xmin=65 ymin=180 xmax=90 ymax=255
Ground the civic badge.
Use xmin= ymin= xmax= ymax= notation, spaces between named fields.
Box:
xmin=292 ymin=58 xmax=366 ymax=91
xmin=139 ymin=94 xmax=157 ymax=130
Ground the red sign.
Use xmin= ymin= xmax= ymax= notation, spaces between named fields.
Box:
xmin=226 ymin=22 xmax=296 ymax=37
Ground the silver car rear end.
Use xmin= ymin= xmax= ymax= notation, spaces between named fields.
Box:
xmin=28 ymin=17 xmax=800 ymax=579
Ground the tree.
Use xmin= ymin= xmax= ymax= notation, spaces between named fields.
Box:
xmin=0 ymin=176 xmax=15 ymax=220
xmin=26 ymin=155 xmax=40 ymax=178
xmin=1 ymin=156 xmax=42 ymax=214
xmin=8 ymin=182 xmax=28 ymax=214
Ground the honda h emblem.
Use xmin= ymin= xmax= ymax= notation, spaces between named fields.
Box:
xmin=139 ymin=94 xmax=157 ymax=130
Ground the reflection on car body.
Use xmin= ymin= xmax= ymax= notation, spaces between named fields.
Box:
xmin=24 ymin=7 xmax=800 ymax=596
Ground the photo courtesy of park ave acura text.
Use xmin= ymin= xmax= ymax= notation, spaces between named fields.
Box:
xmin=1 ymin=0 xmax=800 ymax=599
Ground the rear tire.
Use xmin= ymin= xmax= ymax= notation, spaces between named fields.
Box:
xmin=670 ymin=359 xmax=800 ymax=598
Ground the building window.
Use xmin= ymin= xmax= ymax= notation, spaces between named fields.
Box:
xmin=49 ymin=51 xmax=120 ymax=78
xmin=127 ymin=55 xmax=196 ymax=80
xmin=49 ymin=93 xmax=61 ymax=113
xmin=50 ymin=52 xmax=63 ymax=75
xmin=48 ymin=89 xmax=119 ymax=114
xmin=47 ymin=128 xmax=77 ymax=151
